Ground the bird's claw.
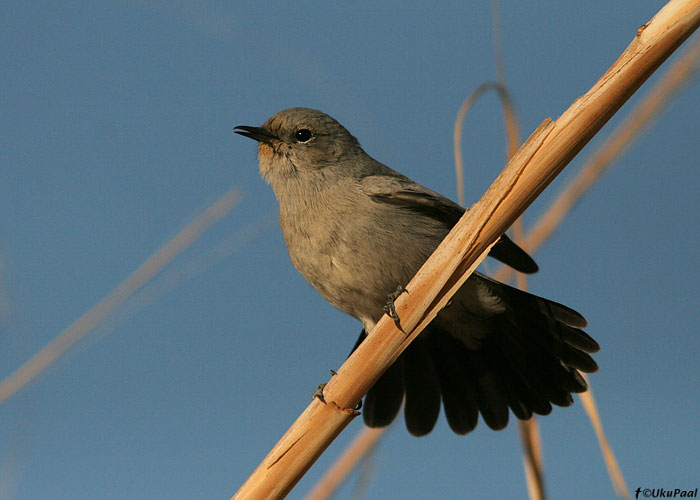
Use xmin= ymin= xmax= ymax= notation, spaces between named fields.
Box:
xmin=312 ymin=383 xmax=326 ymax=403
xmin=312 ymin=371 xmax=339 ymax=404
xmin=384 ymin=285 xmax=408 ymax=333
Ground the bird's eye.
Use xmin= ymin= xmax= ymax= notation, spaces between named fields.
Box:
xmin=295 ymin=128 xmax=313 ymax=143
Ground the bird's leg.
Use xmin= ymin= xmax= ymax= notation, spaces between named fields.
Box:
xmin=312 ymin=383 xmax=327 ymax=403
xmin=312 ymin=369 xmax=339 ymax=403
xmin=384 ymin=285 xmax=408 ymax=333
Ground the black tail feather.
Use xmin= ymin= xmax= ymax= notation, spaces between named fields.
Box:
xmin=363 ymin=356 xmax=404 ymax=428
xmin=350 ymin=278 xmax=600 ymax=436
xmin=431 ymin=330 xmax=479 ymax=434
xmin=403 ymin=339 xmax=441 ymax=436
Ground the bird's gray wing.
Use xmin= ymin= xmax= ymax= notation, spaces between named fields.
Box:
xmin=360 ymin=175 xmax=538 ymax=273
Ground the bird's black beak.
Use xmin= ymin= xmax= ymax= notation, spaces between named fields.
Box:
xmin=233 ymin=125 xmax=278 ymax=146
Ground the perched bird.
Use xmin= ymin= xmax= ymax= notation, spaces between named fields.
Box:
xmin=235 ymin=107 xmax=599 ymax=436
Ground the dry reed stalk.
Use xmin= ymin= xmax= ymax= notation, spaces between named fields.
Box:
xmin=490 ymin=38 xmax=549 ymax=497
xmin=458 ymin=12 xmax=549 ymax=490
xmin=488 ymin=30 xmax=700 ymax=500
xmin=511 ymin=221 xmax=547 ymax=500
xmin=453 ymin=82 xmax=519 ymax=206
xmin=233 ymin=4 xmax=700 ymax=498
xmin=519 ymin=419 xmax=545 ymax=500
xmin=580 ymin=374 xmax=631 ymax=499
xmin=301 ymin=32 xmax=700 ymax=495
xmin=0 ymin=188 xmax=242 ymax=406
xmin=493 ymin=32 xmax=700 ymax=284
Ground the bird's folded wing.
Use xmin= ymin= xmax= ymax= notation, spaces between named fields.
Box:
xmin=360 ymin=175 xmax=538 ymax=273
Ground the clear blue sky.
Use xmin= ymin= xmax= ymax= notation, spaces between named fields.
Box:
xmin=1 ymin=2 xmax=698 ymax=499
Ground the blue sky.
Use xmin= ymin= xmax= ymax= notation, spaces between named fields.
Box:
xmin=1 ymin=2 xmax=699 ymax=499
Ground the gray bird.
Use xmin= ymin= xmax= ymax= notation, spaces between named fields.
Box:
xmin=235 ymin=107 xmax=599 ymax=436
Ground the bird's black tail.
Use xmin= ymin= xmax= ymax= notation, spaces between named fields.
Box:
xmin=354 ymin=285 xmax=600 ymax=436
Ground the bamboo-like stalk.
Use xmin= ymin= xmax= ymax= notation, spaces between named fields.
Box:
xmin=512 ymin=223 xmax=548 ymax=500
xmin=494 ymin=32 xmax=700 ymax=284
xmin=579 ymin=374 xmax=630 ymax=499
xmin=0 ymin=188 xmax=242 ymax=406
xmin=302 ymin=31 xmax=700 ymax=500
xmin=233 ymin=3 xmax=700 ymax=499
xmin=490 ymin=30 xmax=700 ymax=500
xmin=492 ymin=20 xmax=550 ymax=493
xmin=454 ymin=76 xmax=549 ymax=499
xmin=453 ymin=82 xmax=518 ymax=206
xmin=519 ymin=419 xmax=545 ymax=500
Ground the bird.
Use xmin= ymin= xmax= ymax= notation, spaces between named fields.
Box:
xmin=235 ymin=107 xmax=599 ymax=436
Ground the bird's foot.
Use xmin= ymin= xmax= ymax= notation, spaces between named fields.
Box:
xmin=312 ymin=383 xmax=326 ymax=403
xmin=312 ymin=370 xmax=338 ymax=403
xmin=384 ymin=285 xmax=408 ymax=333
xmin=312 ymin=372 xmax=362 ymax=411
